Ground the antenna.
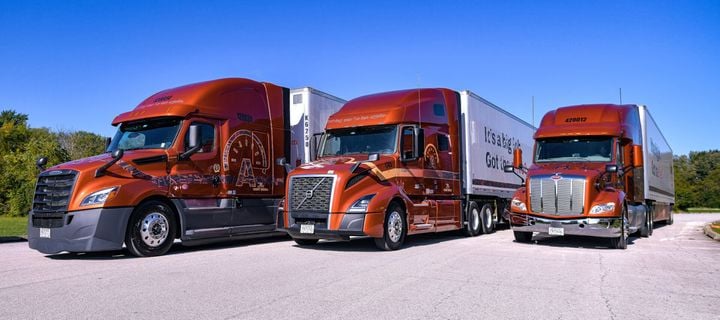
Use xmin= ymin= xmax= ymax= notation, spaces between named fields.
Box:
xmin=532 ymin=96 xmax=535 ymax=127
xmin=619 ymin=88 xmax=623 ymax=104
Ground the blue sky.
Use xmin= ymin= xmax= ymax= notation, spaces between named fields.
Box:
xmin=1 ymin=1 xmax=718 ymax=156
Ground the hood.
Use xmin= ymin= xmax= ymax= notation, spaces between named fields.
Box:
xmin=49 ymin=149 xmax=168 ymax=174
xmin=293 ymin=155 xmax=395 ymax=179
xmin=528 ymin=162 xmax=609 ymax=180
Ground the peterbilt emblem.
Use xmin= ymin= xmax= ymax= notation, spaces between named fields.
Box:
xmin=550 ymin=173 xmax=563 ymax=181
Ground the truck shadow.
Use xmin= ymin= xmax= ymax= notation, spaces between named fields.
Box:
xmin=293 ymin=231 xmax=470 ymax=252
xmin=518 ymin=234 xmax=640 ymax=250
xmin=45 ymin=235 xmax=292 ymax=260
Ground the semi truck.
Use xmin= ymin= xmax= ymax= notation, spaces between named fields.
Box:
xmin=277 ymin=88 xmax=535 ymax=250
xmin=504 ymin=104 xmax=674 ymax=249
xmin=28 ymin=78 xmax=344 ymax=257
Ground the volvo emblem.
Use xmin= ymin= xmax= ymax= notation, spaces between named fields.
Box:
xmin=305 ymin=190 xmax=314 ymax=199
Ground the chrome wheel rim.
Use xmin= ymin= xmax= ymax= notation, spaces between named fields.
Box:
xmin=471 ymin=208 xmax=480 ymax=231
xmin=483 ymin=207 xmax=493 ymax=229
xmin=387 ymin=211 xmax=403 ymax=243
xmin=140 ymin=212 xmax=169 ymax=247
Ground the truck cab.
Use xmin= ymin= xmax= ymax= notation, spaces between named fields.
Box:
xmin=505 ymin=104 xmax=674 ymax=249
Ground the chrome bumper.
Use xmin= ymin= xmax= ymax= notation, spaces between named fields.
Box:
xmin=510 ymin=213 xmax=623 ymax=238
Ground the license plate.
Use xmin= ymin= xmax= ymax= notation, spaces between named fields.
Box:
xmin=39 ymin=228 xmax=51 ymax=238
xmin=300 ymin=224 xmax=315 ymax=234
xmin=548 ymin=227 xmax=564 ymax=236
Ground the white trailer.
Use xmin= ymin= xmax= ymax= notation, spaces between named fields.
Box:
xmin=639 ymin=105 xmax=675 ymax=205
xmin=289 ymin=87 xmax=346 ymax=167
xmin=460 ymin=91 xmax=536 ymax=225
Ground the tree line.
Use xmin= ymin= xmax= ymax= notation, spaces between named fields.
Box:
xmin=0 ymin=109 xmax=718 ymax=216
xmin=0 ymin=110 xmax=106 ymax=216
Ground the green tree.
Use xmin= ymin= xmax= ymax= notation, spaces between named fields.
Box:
xmin=57 ymin=130 xmax=107 ymax=160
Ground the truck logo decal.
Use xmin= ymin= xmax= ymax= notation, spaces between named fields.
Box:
xmin=222 ymin=130 xmax=270 ymax=192
xmin=295 ymin=177 xmax=327 ymax=209
xmin=550 ymin=173 xmax=563 ymax=181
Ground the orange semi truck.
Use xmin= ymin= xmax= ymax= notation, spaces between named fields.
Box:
xmin=504 ymin=104 xmax=674 ymax=249
xmin=28 ymin=78 xmax=344 ymax=256
xmin=277 ymin=89 xmax=535 ymax=250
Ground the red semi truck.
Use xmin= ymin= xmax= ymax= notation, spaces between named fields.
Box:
xmin=28 ymin=78 xmax=344 ymax=256
xmin=277 ymin=88 xmax=535 ymax=250
xmin=504 ymin=104 xmax=674 ymax=249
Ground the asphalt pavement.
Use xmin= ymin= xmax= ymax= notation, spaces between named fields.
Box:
xmin=1 ymin=213 xmax=718 ymax=320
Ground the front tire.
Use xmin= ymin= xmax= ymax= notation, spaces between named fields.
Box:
xmin=125 ymin=201 xmax=177 ymax=257
xmin=374 ymin=203 xmax=407 ymax=251
xmin=610 ymin=206 xmax=628 ymax=249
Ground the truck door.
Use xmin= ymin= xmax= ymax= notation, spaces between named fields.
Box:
xmin=400 ymin=125 xmax=432 ymax=226
xmin=170 ymin=119 xmax=231 ymax=230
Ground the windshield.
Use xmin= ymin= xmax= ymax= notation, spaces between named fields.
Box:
xmin=107 ymin=118 xmax=181 ymax=152
xmin=320 ymin=126 xmax=398 ymax=157
xmin=535 ymin=137 xmax=613 ymax=162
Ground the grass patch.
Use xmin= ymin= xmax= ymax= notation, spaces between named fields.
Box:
xmin=712 ymin=222 xmax=720 ymax=234
xmin=0 ymin=216 xmax=27 ymax=238
xmin=684 ymin=208 xmax=720 ymax=213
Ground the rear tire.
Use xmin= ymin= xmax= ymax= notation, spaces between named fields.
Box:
xmin=125 ymin=201 xmax=177 ymax=257
xmin=513 ymin=231 xmax=533 ymax=243
xmin=639 ymin=206 xmax=653 ymax=237
xmin=462 ymin=202 xmax=481 ymax=237
xmin=374 ymin=203 xmax=407 ymax=251
xmin=293 ymin=238 xmax=319 ymax=246
xmin=479 ymin=203 xmax=495 ymax=234
xmin=667 ymin=209 xmax=674 ymax=225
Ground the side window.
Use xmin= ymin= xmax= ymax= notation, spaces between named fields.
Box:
xmin=438 ymin=134 xmax=450 ymax=152
xmin=186 ymin=122 xmax=215 ymax=153
xmin=400 ymin=126 xmax=415 ymax=159
xmin=616 ymin=141 xmax=623 ymax=167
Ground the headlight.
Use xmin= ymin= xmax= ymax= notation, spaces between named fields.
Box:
xmin=80 ymin=187 xmax=119 ymax=207
xmin=590 ymin=202 xmax=616 ymax=214
xmin=511 ymin=198 xmax=527 ymax=212
xmin=347 ymin=194 xmax=375 ymax=213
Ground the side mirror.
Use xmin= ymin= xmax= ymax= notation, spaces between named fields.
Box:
xmin=311 ymin=132 xmax=323 ymax=161
xmin=414 ymin=127 xmax=424 ymax=159
xmin=513 ymin=148 xmax=523 ymax=169
xmin=632 ymin=144 xmax=643 ymax=168
xmin=112 ymin=149 xmax=124 ymax=160
xmin=95 ymin=149 xmax=124 ymax=177
xmin=179 ymin=125 xmax=201 ymax=160
xmin=187 ymin=125 xmax=199 ymax=149
xmin=605 ymin=164 xmax=618 ymax=173
xmin=36 ymin=157 xmax=48 ymax=171
xmin=104 ymin=137 xmax=112 ymax=150
xmin=276 ymin=157 xmax=292 ymax=174
xmin=503 ymin=164 xmax=515 ymax=173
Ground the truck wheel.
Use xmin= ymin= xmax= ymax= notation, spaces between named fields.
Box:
xmin=374 ymin=203 xmax=406 ymax=251
xmin=513 ymin=231 xmax=532 ymax=243
xmin=479 ymin=203 xmax=495 ymax=234
xmin=610 ymin=206 xmax=628 ymax=249
xmin=462 ymin=202 xmax=481 ymax=237
xmin=125 ymin=201 xmax=177 ymax=257
xmin=667 ymin=209 xmax=674 ymax=225
xmin=639 ymin=206 xmax=653 ymax=237
xmin=294 ymin=238 xmax=319 ymax=246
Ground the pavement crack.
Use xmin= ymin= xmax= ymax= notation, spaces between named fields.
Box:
xmin=598 ymin=254 xmax=617 ymax=320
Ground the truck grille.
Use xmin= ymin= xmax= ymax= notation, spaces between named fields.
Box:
xmin=289 ymin=175 xmax=334 ymax=212
xmin=529 ymin=175 xmax=585 ymax=215
xmin=32 ymin=170 xmax=77 ymax=214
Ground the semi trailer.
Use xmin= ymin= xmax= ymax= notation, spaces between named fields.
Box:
xmin=28 ymin=78 xmax=344 ymax=256
xmin=277 ymin=88 xmax=535 ymax=250
xmin=504 ymin=104 xmax=674 ymax=249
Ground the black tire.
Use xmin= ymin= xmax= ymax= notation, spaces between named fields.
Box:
xmin=374 ymin=202 xmax=407 ymax=251
xmin=513 ymin=231 xmax=533 ymax=243
xmin=479 ymin=203 xmax=495 ymax=234
xmin=462 ymin=202 xmax=481 ymax=237
xmin=125 ymin=201 xmax=177 ymax=257
xmin=294 ymin=238 xmax=319 ymax=246
xmin=610 ymin=206 xmax=628 ymax=249
xmin=667 ymin=209 xmax=674 ymax=225
xmin=639 ymin=205 xmax=653 ymax=237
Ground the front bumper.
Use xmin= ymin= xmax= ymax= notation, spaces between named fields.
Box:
xmin=279 ymin=211 xmax=382 ymax=240
xmin=28 ymin=207 xmax=134 ymax=254
xmin=510 ymin=212 xmax=622 ymax=238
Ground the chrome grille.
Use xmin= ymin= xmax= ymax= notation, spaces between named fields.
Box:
xmin=529 ymin=175 xmax=585 ymax=215
xmin=33 ymin=170 xmax=77 ymax=214
xmin=289 ymin=175 xmax=334 ymax=212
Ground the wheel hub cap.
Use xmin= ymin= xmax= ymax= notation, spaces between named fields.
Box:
xmin=388 ymin=211 xmax=403 ymax=242
xmin=140 ymin=213 xmax=169 ymax=247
